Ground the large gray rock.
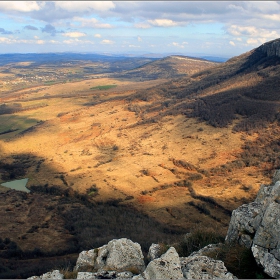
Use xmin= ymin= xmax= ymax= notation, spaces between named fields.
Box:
xmin=181 ymin=255 xmax=236 ymax=279
xmin=143 ymin=247 xmax=183 ymax=279
xmin=225 ymin=201 xmax=263 ymax=248
xmin=75 ymin=238 xmax=145 ymax=274
xmin=97 ymin=238 xmax=145 ymax=273
xmin=75 ymin=248 xmax=98 ymax=271
xmin=226 ymin=172 xmax=280 ymax=278
xmin=252 ymin=245 xmax=280 ymax=279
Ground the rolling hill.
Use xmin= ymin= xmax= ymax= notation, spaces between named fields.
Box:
xmin=112 ymin=55 xmax=219 ymax=80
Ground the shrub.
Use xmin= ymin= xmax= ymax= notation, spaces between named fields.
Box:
xmin=188 ymin=173 xmax=203 ymax=181
xmin=204 ymin=243 xmax=271 ymax=279
xmin=175 ymin=228 xmax=224 ymax=257
xmin=86 ymin=185 xmax=99 ymax=197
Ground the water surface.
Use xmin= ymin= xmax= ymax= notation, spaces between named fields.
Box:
xmin=1 ymin=178 xmax=30 ymax=193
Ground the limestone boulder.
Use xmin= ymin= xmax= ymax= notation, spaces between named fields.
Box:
xmin=252 ymin=200 xmax=280 ymax=278
xmin=181 ymin=255 xmax=236 ymax=279
xmin=96 ymin=238 xmax=145 ymax=273
xmin=225 ymin=171 xmax=280 ymax=278
xmin=75 ymin=248 xmax=98 ymax=271
xmin=252 ymin=245 xmax=280 ymax=279
xmin=143 ymin=247 xmax=183 ymax=279
xmin=225 ymin=201 xmax=263 ymax=248
xmin=74 ymin=238 xmax=145 ymax=274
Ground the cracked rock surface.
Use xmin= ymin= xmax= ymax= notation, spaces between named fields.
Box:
xmin=226 ymin=170 xmax=280 ymax=278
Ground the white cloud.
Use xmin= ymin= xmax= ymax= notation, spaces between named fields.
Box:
xmin=134 ymin=23 xmax=151 ymax=29
xmin=262 ymin=14 xmax=280 ymax=21
xmin=148 ymin=19 xmax=178 ymax=27
xmin=228 ymin=25 xmax=258 ymax=37
xmin=63 ymin=32 xmax=86 ymax=38
xmin=63 ymin=39 xmax=75 ymax=45
xmin=0 ymin=37 xmax=12 ymax=44
xmin=72 ymin=17 xmax=113 ymax=28
xmin=101 ymin=39 xmax=114 ymax=44
xmin=170 ymin=42 xmax=185 ymax=48
xmin=62 ymin=38 xmax=94 ymax=45
xmin=129 ymin=44 xmax=140 ymax=48
xmin=246 ymin=1 xmax=280 ymax=13
xmin=36 ymin=40 xmax=45 ymax=45
xmin=0 ymin=37 xmax=46 ymax=45
xmin=94 ymin=34 xmax=102 ymax=38
xmin=55 ymin=1 xmax=115 ymax=12
xmin=229 ymin=41 xmax=235 ymax=46
xmin=0 ymin=1 xmax=41 ymax=12
xmin=227 ymin=25 xmax=280 ymax=42
xmin=246 ymin=38 xmax=259 ymax=45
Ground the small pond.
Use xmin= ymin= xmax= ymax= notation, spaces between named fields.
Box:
xmin=1 ymin=178 xmax=30 ymax=193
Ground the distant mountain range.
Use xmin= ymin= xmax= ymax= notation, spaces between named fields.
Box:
xmin=0 ymin=52 xmax=229 ymax=66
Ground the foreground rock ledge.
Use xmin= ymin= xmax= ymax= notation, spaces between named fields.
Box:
xmin=28 ymin=238 xmax=235 ymax=279
xmin=226 ymin=170 xmax=280 ymax=278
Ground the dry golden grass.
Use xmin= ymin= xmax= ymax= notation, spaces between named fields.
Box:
xmin=0 ymin=75 xmax=270 ymax=235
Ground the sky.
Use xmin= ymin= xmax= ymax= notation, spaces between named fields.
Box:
xmin=0 ymin=1 xmax=279 ymax=58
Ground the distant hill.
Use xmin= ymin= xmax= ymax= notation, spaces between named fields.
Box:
xmin=113 ymin=55 xmax=218 ymax=81
xmin=0 ymin=53 xmax=158 ymax=73
xmin=131 ymin=38 xmax=280 ymax=132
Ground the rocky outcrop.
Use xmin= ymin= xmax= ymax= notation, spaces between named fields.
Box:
xmin=181 ymin=255 xmax=236 ymax=279
xmin=28 ymin=240 xmax=236 ymax=279
xmin=75 ymin=238 xmax=145 ymax=274
xmin=74 ymin=248 xmax=97 ymax=271
xmin=226 ymin=170 xmax=280 ymax=278
xmin=259 ymin=38 xmax=280 ymax=58
xmin=142 ymin=247 xmax=183 ymax=279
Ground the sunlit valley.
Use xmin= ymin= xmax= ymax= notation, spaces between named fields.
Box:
xmin=0 ymin=38 xmax=280 ymax=278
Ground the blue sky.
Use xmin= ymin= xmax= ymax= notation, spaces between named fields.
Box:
xmin=0 ymin=1 xmax=279 ymax=58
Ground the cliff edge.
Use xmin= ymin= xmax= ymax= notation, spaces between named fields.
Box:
xmin=258 ymin=38 xmax=280 ymax=57
xmin=226 ymin=170 xmax=280 ymax=278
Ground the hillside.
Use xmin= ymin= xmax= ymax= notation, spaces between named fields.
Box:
xmin=113 ymin=55 xmax=218 ymax=80
xmin=0 ymin=39 xmax=280 ymax=278
xmin=130 ymin=38 xmax=280 ymax=130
